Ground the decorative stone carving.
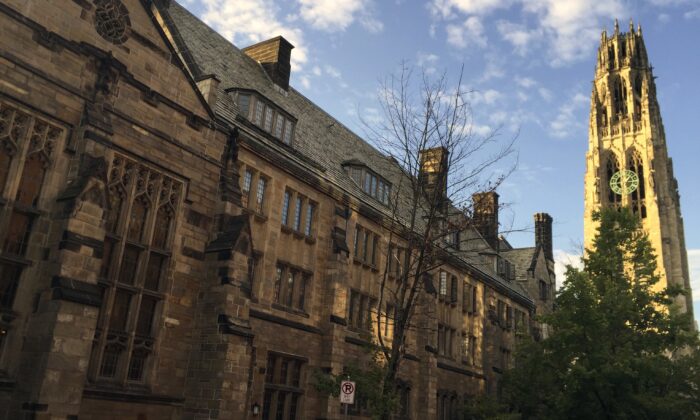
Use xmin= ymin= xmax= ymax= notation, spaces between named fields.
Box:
xmin=93 ymin=0 xmax=131 ymax=45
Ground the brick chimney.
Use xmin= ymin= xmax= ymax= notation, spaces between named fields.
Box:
xmin=242 ymin=36 xmax=294 ymax=90
xmin=534 ymin=213 xmax=553 ymax=261
xmin=418 ymin=147 xmax=448 ymax=206
xmin=472 ymin=192 xmax=499 ymax=250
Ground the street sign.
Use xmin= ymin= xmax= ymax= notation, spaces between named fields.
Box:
xmin=340 ymin=380 xmax=356 ymax=404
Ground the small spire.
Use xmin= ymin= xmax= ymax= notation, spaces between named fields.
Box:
xmin=614 ymin=19 xmax=619 ymax=34
xmin=637 ymin=23 xmax=642 ymax=36
xmin=629 ymin=18 xmax=634 ymax=33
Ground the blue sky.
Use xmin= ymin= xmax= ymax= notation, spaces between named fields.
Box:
xmin=179 ymin=0 xmax=700 ymax=317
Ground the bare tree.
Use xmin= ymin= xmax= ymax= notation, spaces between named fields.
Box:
xmin=358 ymin=63 xmax=517 ymax=419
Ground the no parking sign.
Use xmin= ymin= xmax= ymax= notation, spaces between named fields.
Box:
xmin=340 ymin=380 xmax=356 ymax=404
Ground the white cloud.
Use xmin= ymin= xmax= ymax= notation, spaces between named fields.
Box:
xmin=471 ymin=124 xmax=493 ymax=136
xmin=430 ymin=0 xmax=513 ymax=18
xmin=522 ymin=0 xmax=627 ymax=66
xmin=515 ymin=76 xmax=536 ymax=89
xmin=553 ymin=249 xmax=583 ymax=288
xmin=201 ymin=0 xmax=308 ymax=68
xmin=470 ymin=88 xmax=502 ymax=105
xmin=684 ymin=9 xmax=700 ymax=19
xmin=478 ymin=53 xmax=505 ymax=82
xmin=417 ymin=52 xmax=440 ymax=74
xmin=538 ymin=87 xmax=553 ymax=102
xmin=446 ymin=16 xmax=488 ymax=49
xmin=496 ymin=20 xmax=542 ymax=55
xmin=298 ymin=0 xmax=382 ymax=32
xmin=550 ymin=91 xmax=588 ymax=138
xmin=431 ymin=0 xmax=628 ymax=67
xmin=323 ymin=64 xmax=342 ymax=79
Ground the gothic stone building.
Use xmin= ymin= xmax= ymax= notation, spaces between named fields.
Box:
xmin=584 ymin=20 xmax=695 ymax=324
xmin=0 ymin=0 xmax=555 ymax=419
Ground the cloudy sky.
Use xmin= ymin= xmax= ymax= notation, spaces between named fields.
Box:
xmin=179 ymin=0 xmax=700 ymax=317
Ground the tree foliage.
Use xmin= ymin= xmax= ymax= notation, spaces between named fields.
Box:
xmin=501 ymin=207 xmax=700 ymax=419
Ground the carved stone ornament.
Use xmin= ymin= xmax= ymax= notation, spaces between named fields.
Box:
xmin=93 ymin=0 xmax=131 ymax=45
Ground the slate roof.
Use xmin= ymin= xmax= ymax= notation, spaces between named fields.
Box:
xmin=502 ymin=246 xmax=539 ymax=282
xmin=160 ymin=1 xmax=534 ymax=307
xmin=164 ymin=1 xmax=415 ymax=224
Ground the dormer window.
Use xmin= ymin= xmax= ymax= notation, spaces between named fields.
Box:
xmin=343 ymin=162 xmax=391 ymax=205
xmin=232 ymin=90 xmax=296 ymax=146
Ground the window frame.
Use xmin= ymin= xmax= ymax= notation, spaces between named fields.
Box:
xmin=232 ymin=90 xmax=296 ymax=147
xmin=90 ymin=154 xmax=182 ymax=386
xmin=342 ymin=164 xmax=392 ymax=205
xmin=263 ymin=352 xmax=306 ymax=420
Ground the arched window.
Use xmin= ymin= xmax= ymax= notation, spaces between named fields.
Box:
xmin=92 ymin=156 xmax=181 ymax=384
xmin=628 ymin=151 xmax=646 ymax=218
xmin=634 ymin=74 xmax=643 ymax=97
xmin=605 ymin=154 xmax=621 ymax=207
xmin=613 ymin=78 xmax=627 ymax=116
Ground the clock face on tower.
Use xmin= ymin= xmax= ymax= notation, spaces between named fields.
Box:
xmin=610 ymin=169 xmax=639 ymax=195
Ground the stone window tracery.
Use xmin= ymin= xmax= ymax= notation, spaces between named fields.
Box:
xmin=628 ymin=150 xmax=647 ymax=218
xmin=613 ymin=77 xmax=627 ymax=117
xmin=90 ymin=154 xmax=182 ymax=385
xmin=93 ymin=0 xmax=131 ymax=45
xmin=605 ymin=154 xmax=621 ymax=207
xmin=0 ymin=102 xmax=64 ymax=341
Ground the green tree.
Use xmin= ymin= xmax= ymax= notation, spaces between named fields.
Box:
xmin=501 ymin=207 xmax=700 ymax=420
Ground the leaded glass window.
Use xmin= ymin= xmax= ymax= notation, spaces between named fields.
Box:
xmin=91 ymin=155 xmax=182 ymax=384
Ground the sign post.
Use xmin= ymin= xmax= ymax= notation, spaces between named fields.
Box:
xmin=340 ymin=379 xmax=355 ymax=419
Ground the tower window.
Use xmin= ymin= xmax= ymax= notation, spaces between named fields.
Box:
xmin=605 ymin=155 xmax=621 ymax=207
xmin=613 ymin=78 xmax=627 ymax=116
xmin=628 ymin=151 xmax=646 ymax=218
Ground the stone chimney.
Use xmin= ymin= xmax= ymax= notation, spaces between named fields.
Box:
xmin=534 ymin=213 xmax=553 ymax=261
xmin=472 ymin=192 xmax=499 ymax=250
xmin=242 ymin=36 xmax=294 ymax=90
xmin=418 ymin=147 xmax=448 ymax=206
xmin=195 ymin=74 xmax=220 ymax=108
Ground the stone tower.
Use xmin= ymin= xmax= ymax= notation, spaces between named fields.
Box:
xmin=584 ymin=20 xmax=694 ymax=321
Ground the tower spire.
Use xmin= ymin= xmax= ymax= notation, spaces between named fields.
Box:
xmin=614 ymin=18 xmax=619 ymax=35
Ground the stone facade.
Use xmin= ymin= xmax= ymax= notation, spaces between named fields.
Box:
xmin=0 ymin=1 xmax=555 ymax=419
xmin=584 ymin=20 xmax=695 ymax=323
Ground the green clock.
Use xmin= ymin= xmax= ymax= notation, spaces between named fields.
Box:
xmin=610 ymin=170 xmax=639 ymax=195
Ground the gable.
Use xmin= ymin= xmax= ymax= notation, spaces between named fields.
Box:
xmin=5 ymin=0 xmax=213 ymax=120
